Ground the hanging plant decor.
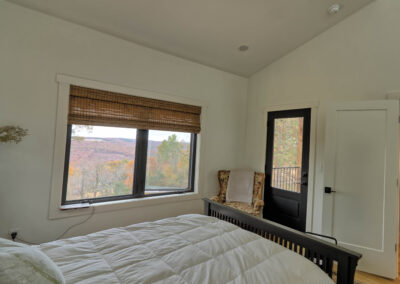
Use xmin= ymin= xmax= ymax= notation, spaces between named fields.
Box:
xmin=0 ymin=126 xmax=28 ymax=144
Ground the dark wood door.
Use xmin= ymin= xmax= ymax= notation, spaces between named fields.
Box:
xmin=264 ymin=108 xmax=311 ymax=232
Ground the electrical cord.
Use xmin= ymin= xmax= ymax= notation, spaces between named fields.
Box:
xmin=305 ymin=231 xmax=338 ymax=245
xmin=15 ymin=237 xmax=38 ymax=245
xmin=55 ymin=206 xmax=96 ymax=240
xmin=13 ymin=206 xmax=96 ymax=245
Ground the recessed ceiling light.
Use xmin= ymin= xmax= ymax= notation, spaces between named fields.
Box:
xmin=238 ymin=45 xmax=249 ymax=52
xmin=328 ymin=4 xmax=341 ymax=15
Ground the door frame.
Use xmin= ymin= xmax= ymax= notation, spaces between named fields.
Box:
xmin=262 ymin=101 xmax=319 ymax=232
xmin=387 ymin=92 xmax=400 ymax=234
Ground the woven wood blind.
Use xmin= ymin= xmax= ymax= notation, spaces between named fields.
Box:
xmin=68 ymin=85 xmax=201 ymax=133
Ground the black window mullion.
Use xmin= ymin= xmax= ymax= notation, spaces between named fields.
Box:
xmin=61 ymin=124 xmax=73 ymax=205
xmin=188 ymin=134 xmax=197 ymax=192
xmin=133 ymin=129 xmax=148 ymax=197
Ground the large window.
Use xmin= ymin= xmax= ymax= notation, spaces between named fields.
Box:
xmin=61 ymin=85 xmax=200 ymax=205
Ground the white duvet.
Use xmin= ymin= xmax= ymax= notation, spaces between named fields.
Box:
xmin=38 ymin=214 xmax=333 ymax=284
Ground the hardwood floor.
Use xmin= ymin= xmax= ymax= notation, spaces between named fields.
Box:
xmin=355 ymin=272 xmax=400 ymax=284
xmin=354 ymin=252 xmax=400 ymax=284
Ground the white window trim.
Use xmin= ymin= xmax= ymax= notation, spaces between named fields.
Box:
xmin=48 ymin=74 xmax=207 ymax=220
xmin=262 ymin=101 xmax=319 ymax=232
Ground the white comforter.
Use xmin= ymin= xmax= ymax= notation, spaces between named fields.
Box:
xmin=38 ymin=214 xmax=333 ymax=284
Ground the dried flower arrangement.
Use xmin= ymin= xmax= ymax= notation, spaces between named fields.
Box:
xmin=0 ymin=125 xmax=28 ymax=144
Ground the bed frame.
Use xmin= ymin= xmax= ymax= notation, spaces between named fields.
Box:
xmin=203 ymin=198 xmax=362 ymax=284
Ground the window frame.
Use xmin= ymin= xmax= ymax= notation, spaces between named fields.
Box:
xmin=61 ymin=125 xmax=197 ymax=205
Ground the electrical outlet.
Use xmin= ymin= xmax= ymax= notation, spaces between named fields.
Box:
xmin=8 ymin=228 xmax=20 ymax=239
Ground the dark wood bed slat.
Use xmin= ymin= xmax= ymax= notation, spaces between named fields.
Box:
xmin=203 ymin=198 xmax=361 ymax=284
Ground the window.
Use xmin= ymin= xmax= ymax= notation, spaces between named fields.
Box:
xmin=61 ymin=86 xmax=200 ymax=205
xmin=145 ymin=130 xmax=195 ymax=195
xmin=270 ymin=117 xmax=304 ymax=193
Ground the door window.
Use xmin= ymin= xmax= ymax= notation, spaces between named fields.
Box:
xmin=271 ymin=117 xmax=304 ymax=193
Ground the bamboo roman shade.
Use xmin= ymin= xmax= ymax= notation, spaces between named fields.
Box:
xmin=68 ymin=85 xmax=201 ymax=133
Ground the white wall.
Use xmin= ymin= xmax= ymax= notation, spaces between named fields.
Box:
xmin=0 ymin=1 xmax=248 ymax=243
xmin=245 ymin=0 xmax=400 ymax=233
xmin=3 ymin=0 xmax=400 ymax=244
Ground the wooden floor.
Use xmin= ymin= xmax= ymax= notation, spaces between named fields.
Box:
xmin=354 ymin=251 xmax=400 ymax=284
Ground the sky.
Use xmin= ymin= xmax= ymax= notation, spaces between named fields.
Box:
xmin=72 ymin=125 xmax=191 ymax=142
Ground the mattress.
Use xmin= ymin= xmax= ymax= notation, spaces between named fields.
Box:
xmin=38 ymin=214 xmax=333 ymax=284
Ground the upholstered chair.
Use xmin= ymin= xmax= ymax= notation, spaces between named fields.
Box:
xmin=210 ymin=170 xmax=265 ymax=217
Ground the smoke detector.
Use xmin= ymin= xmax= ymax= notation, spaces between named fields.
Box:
xmin=328 ymin=4 xmax=341 ymax=15
xmin=238 ymin=45 xmax=249 ymax=52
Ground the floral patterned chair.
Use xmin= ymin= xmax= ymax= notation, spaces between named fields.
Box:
xmin=210 ymin=170 xmax=265 ymax=217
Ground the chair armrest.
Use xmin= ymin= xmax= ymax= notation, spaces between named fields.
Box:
xmin=210 ymin=196 xmax=223 ymax=203
xmin=253 ymin=200 xmax=264 ymax=211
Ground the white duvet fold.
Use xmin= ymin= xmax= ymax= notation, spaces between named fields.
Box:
xmin=38 ymin=214 xmax=333 ymax=284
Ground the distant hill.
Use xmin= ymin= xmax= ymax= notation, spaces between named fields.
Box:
xmin=69 ymin=137 xmax=163 ymax=168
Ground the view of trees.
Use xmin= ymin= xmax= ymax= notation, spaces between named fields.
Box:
xmin=66 ymin=129 xmax=190 ymax=201
xmin=67 ymin=159 xmax=134 ymax=200
xmin=272 ymin=117 xmax=303 ymax=168
xmin=146 ymin=134 xmax=190 ymax=190
xmin=271 ymin=117 xmax=303 ymax=192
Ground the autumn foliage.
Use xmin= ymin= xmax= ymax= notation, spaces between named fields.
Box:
xmin=66 ymin=134 xmax=190 ymax=201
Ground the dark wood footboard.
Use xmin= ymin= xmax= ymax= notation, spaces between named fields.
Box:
xmin=203 ymin=198 xmax=361 ymax=284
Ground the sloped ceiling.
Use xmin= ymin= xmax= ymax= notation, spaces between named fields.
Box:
xmin=7 ymin=0 xmax=374 ymax=76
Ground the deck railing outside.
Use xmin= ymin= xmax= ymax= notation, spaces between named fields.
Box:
xmin=272 ymin=166 xmax=301 ymax=193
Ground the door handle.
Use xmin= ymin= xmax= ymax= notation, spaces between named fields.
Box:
xmin=324 ymin=187 xmax=336 ymax=194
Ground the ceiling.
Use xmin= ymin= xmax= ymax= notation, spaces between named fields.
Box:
xmin=7 ymin=0 xmax=373 ymax=77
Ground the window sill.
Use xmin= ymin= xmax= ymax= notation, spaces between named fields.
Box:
xmin=49 ymin=192 xmax=201 ymax=220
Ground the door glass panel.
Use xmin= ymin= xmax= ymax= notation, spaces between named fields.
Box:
xmin=271 ymin=117 xmax=303 ymax=192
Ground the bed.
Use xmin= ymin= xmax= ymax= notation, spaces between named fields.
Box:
xmin=0 ymin=200 xmax=361 ymax=284
xmin=30 ymin=213 xmax=336 ymax=284
xmin=203 ymin=198 xmax=362 ymax=284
